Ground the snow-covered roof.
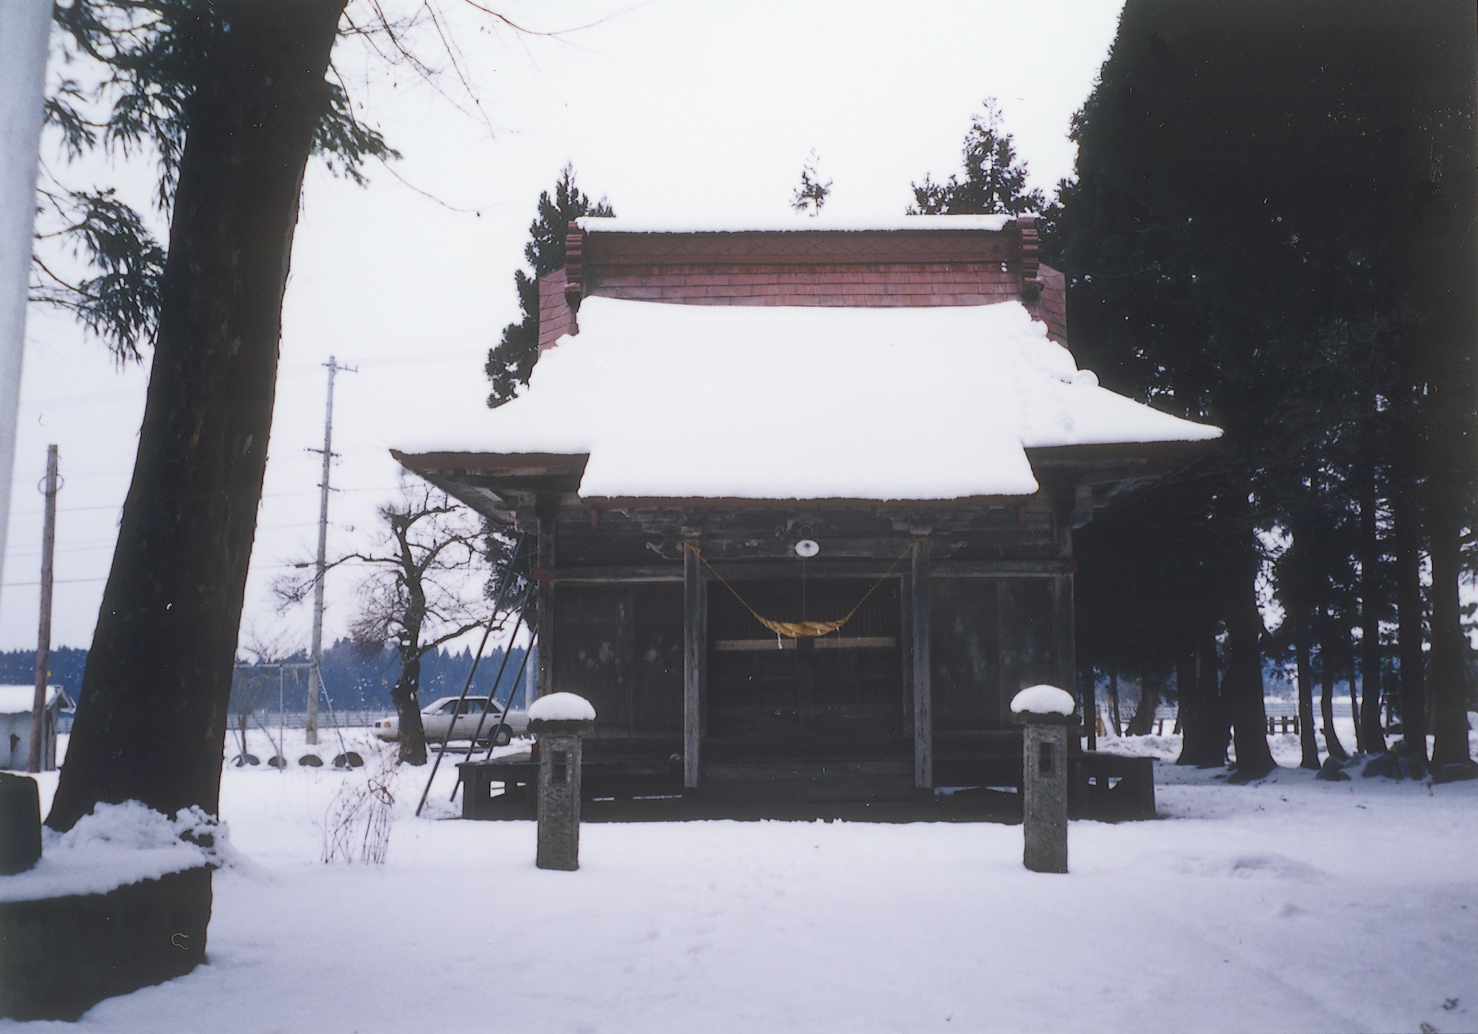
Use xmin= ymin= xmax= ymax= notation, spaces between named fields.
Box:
xmin=0 ymin=684 xmax=66 ymax=714
xmin=575 ymin=214 xmax=1018 ymax=234
xmin=401 ymin=297 xmax=1219 ymax=501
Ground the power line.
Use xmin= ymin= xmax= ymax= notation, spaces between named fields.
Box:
xmin=6 ymin=542 xmax=118 ymax=558
xmin=12 ymin=502 xmax=125 ymax=516
xmin=2 ymin=558 xmax=318 ymax=589
xmin=9 ymin=351 xmax=479 ymax=422
xmin=279 ymin=350 xmax=482 ymax=375
xmin=20 ymin=387 xmax=146 ymax=412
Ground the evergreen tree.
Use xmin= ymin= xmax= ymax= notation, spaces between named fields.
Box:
xmin=45 ymin=0 xmax=397 ymax=833
xmin=0 ymin=647 xmax=89 ymax=699
xmin=485 ymin=165 xmax=613 ymax=407
xmin=908 ymin=100 xmax=1045 ymax=216
xmin=1059 ymin=0 xmax=1476 ymax=775
xmin=790 ymin=150 xmax=831 ymax=216
xmin=43 ymin=0 xmax=528 ymax=833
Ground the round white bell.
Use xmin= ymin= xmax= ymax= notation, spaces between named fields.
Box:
xmin=795 ymin=539 xmax=820 ymax=558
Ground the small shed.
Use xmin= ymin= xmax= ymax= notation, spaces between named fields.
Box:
xmin=396 ymin=215 xmax=1220 ymax=810
xmin=0 ymin=685 xmax=72 ymax=772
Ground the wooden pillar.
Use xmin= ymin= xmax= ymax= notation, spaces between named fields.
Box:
xmin=1053 ymin=505 xmax=1078 ymax=723
xmin=900 ymin=566 xmax=915 ymax=741
xmin=911 ymin=537 xmax=932 ymax=789
xmin=682 ymin=537 xmax=703 ymax=788
xmin=535 ymin=504 xmax=555 ymax=701
xmin=1054 ymin=574 xmax=1076 ymax=703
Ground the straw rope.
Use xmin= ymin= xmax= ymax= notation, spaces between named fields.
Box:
xmin=683 ymin=540 xmax=915 ymax=639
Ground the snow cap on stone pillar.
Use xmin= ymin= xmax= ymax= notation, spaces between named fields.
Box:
xmin=528 ymin=692 xmax=597 ymax=735
xmin=1010 ymin=685 xmax=1078 ymax=725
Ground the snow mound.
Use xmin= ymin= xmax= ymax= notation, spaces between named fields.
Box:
xmin=400 ymin=298 xmax=1221 ymax=501
xmin=1172 ymin=853 xmax=1330 ymax=884
xmin=52 ymin=799 xmax=188 ymax=852
xmin=528 ymin=693 xmax=597 ymax=722
xmin=0 ymin=801 xmax=230 ymax=903
xmin=1009 ymin=685 xmax=1076 ymax=715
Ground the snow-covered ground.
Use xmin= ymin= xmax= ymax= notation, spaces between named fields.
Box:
xmin=6 ymin=723 xmax=1477 ymax=1034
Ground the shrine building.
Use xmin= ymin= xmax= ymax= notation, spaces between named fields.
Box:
xmin=393 ymin=215 xmax=1219 ymax=814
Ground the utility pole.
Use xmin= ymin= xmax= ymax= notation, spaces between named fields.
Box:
xmin=0 ymin=0 xmax=53 ymax=629
xmin=306 ymin=357 xmax=355 ymax=745
xmin=27 ymin=443 xmax=56 ymax=772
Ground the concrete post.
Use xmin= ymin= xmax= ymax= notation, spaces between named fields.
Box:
xmin=531 ymin=717 xmax=594 ymax=871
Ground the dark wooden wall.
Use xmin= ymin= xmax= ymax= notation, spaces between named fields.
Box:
xmin=550 ymin=584 xmax=684 ymax=737
xmin=928 ymin=578 xmax=1057 ymax=731
xmin=551 ymin=572 xmax=1057 ymax=742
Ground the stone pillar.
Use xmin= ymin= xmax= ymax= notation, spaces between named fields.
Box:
xmin=0 ymin=773 xmax=40 ymax=875
xmin=1019 ymin=716 xmax=1071 ymax=873
xmin=1011 ymin=685 xmax=1076 ymax=874
xmin=531 ymin=716 xmax=593 ymax=871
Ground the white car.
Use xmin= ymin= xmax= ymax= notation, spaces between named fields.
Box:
xmin=372 ymin=696 xmax=528 ymax=747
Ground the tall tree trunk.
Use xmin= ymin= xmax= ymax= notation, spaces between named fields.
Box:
xmin=1318 ymin=612 xmax=1348 ymax=760
xmin=386 ymin=506 xmax=435 ymax=766
xmin=1108 ymin=668 xmax=1122 ymax=736
xmin=1391 ymin=405 xmax=1429 ymax=760
xmin=1294 ymin=604 xmax=1320 ymax=769
xmin=1179 ymin=627 xmax=1228 ymax=766
xmin=1419 ymin=290 xmax=1475 ymax=770
xmin=1347 ymin=648 xmax=1363 ymax=755
xmin=1126 ymin=670 xmax=1161 ymax=735
xmin=47 ymin=2 xmax=350 ymax=832
xmin=1174 ymin=645 xmax=1202 ymax=763
xmin=391 ymin=646 xmax=428 ymax=766
xmin=1223 ymin=517 xmax=1275 ymax=779
xmin=1356 ymin=444 xmax=1387 ymax=753
xmin=1173 ymin=647 xmax=1193 ymax=735
xmin=1383 ymin=0 xmax=1476 ymax=771
xmin=1427 ymin=489 xmax=1473 ymax=768
xmin=1079 ymin=652 xmax=1097 ymax=751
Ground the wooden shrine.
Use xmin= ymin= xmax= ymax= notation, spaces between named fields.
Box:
xmin=394 ymin=216 xmax=1217 ymax=814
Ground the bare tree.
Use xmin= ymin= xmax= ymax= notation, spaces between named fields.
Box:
xmin=278 ymin=487 xmax=488 ymax=764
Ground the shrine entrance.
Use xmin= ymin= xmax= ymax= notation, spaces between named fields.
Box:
xmin=705 ymin=577 xmax=904 ymax=744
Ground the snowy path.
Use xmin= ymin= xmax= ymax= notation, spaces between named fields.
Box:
xmin=7 ymin=729 xmax=1476 ymax=1033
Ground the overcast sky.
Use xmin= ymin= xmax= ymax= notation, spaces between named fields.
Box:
xmin=3 ymin=0 xmax=1125 ymax=656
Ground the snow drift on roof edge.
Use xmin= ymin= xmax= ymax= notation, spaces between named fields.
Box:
xmin=574 ymin=214 xmax=1018 ymax=234
xmin=402 ymin=298 xmax=1220 ymax=501
xmin=0 ymin=684 xmax=66 ymax=713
